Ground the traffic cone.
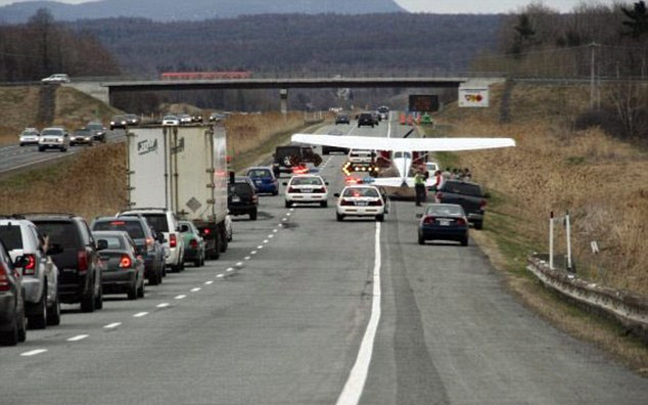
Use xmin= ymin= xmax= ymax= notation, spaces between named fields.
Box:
xmin=399 ymin=113 xmax=406 ymax=125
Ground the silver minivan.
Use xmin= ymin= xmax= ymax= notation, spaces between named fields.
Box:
xmin=0 ymin=219 xmax=61 ymax=329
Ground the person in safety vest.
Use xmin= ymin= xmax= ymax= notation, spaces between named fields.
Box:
xmin=414 ymin=170 xmax=427 ymax=206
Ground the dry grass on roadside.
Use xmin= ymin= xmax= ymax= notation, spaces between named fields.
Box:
xmin=431 ymin=82 xmax=648 ymax=370
xmin=0 ymin=143 xmax=128 ymax=220
xmin=0 ymin=112 xmax=310 ymax=220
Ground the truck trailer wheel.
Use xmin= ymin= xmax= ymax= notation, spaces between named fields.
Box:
xmin=219 ymin=222 xmax=228 ymax=253
xmin=209 ymin=230 xmax=221 ymax=260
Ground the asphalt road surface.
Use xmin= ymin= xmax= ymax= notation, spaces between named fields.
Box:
xmin=0 ymin=129 xmax=126 ymax=175
xmin=1 ymin=118 xmax=647 ymax=404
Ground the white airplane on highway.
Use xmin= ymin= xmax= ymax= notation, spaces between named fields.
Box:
xmin=291 ymin=132 xmax=516 ymax=189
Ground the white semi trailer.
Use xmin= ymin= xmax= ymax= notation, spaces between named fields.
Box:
xmin=127 ymin=124 xmax=229 ymax=259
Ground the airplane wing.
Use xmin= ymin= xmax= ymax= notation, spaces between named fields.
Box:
xmin=291 ymin=134 xmax=515 ymax=152
xmin=365 ymin=177 xmax=437 ymax=188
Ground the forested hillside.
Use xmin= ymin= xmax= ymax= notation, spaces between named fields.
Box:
xmin=0 ymin=0 xmax=405 ymax=23
xmin=69 ymin=13 xmax=502 ymax=78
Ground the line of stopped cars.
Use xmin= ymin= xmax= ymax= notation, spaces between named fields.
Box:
xmin=0 ymin=206 xmax=233 ymax=346
xmin=19 ymin=121 xmax=107 ymax=151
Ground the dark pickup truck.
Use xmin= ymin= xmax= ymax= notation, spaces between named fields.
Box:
xmin=434 ymin=180 xmax=488 ymax=230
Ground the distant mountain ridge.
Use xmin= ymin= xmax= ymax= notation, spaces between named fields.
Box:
xmin=0 ymin=0 xmax=407 ymax=23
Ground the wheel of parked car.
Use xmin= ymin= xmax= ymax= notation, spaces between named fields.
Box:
xmin=128 ymin=282 xmax=138 ymax=300
xmin=28 ymin=283 xmax=48 ymax=330
xmin=80 ymin=283 xmax=95 ymax=313
xmin=46 ymin=291 xmax=61 ymax=326
xmin=94 ymin=285 xmax=103 ymax=310
xmin=137 ymin=279 xmax=145 ymax=298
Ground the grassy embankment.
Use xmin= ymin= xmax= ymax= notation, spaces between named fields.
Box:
xmin=0 ymin=86 xmax=121 ymax=145
xmin=425 ymin=82 xmax=648 ymax=373
xmin=0 ymin=87 xmax=309 ymax=220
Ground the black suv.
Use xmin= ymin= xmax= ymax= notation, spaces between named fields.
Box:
xmin=272 ymin=145 xmax=322 ymax=177
xmin=228 ymin=176 xmax=259 ymax=220
xmin=358 ymin=112 xmax=375 ymax=128
xmin=25 ymin=214 xmax=103 ymax=313
xmin=91 ymin=216 xmax=165 ymax=286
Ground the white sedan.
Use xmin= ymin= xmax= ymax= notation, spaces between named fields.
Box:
xmin=283 ymin=174 xmax=329 ymax=208
xmin=334 ymin=185 xmax=388 ymax=222
xmin=162 ymin=115 xmax=180 ymax=126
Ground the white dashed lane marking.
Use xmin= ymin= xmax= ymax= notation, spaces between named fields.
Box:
xmin=156 ymin=303 xmax=170 ymax=308
xmin=175 ymin=295 xmax=187 ymax=300
xmin=133 ymin=312 xmax=149 ymax=318
xmin=205 ymin=281 xmax=214 ymax=285
xmin=191 ymin=287 xmax=201 ymax=292
xmin=104 ymin=322 xmax=121 ymax=329
xmin=67 ymin=335 xmax=89 ymax=342
xmin=216 ymin=274 xmax=225 ymax=278
xmin=20 ymin=349 xmax=48 ymax=357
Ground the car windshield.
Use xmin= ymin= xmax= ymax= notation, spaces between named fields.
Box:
xmin=21 ymin=130 xmax=38 ymax=135
xmin=33 ymin=221 xmax=80 ymax=249
xmin=442 ymin=182 xmax=482 ymax=196
xmin=0 ymin=225 xmax=23 ymax=250
xmin=41 ymin=129 xmax=62 ymax=136
xmin=247 ymin=169 xmax=271 ymax=178
xmin=113 ymin=116 xmax=125 ymax=120
xmin=139 ymin=214 xmax=169 ymax=232
xmin=74 ymin=129 xmax=91 ymax=135
xmin=92 ymin=220 xmax=146 ymax=239
xmin=426 ymin=204 xmax=465 ymax=217
xmin=230 ymin=183 xmax=253 ymax=196
xmin=95 ymin=235 xmax=126 ymax=250
xmin=291 ymin=177 xmax=322 ymax=186
xmin=343 ymin=187 xmax=379 ymax=198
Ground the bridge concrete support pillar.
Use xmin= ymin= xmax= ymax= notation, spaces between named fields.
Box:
xmin=280 ymin=89 xmax=288 ymax=116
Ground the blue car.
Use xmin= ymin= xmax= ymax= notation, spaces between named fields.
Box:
xmin=246 ymin=166 xmax=279 ymax=195
xmin=417 ymin=203 xmax=469 ymax=246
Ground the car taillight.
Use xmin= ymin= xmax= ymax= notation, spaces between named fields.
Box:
xmin=203 ymin=228 xmax=211 ymax=235
xmin=288 ymin=187 xmax=296 ymax=193
xmin=340 ymin=199 xmax=354 ymax=206
xmin=423 ymin=216 xmax=436 ymax=225
xmin=170 ymin=234 xmax=177 ymax=248
xmin=252 ymin=195 xmax=258 ymax=203
xmin=313 ymin=187 xmax=326 ymax=193
xmin=456 ymin=218 xmax=467 ymax=226
xmin=119 ymin=255 xmax=132 ymax=268
xmin=0 ymin=265 xmax=10 ymax=292
xmin=369 ymin=199 xmax=383 ymax=206
xmin=480 ymin=199 xmax=487 ymax=209
xmin=78 ymin=250 xmax=88 ymax=275
xmin=190 ymin=239 xmax=198 ymax=249
xmin=146 ymin=237 xmax=154 ymax=252
xmin=22 ymin=254 xmax=36 ymax=276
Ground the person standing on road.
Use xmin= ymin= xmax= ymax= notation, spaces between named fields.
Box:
xmin=414 ymin=170 xmax=426 ymax=206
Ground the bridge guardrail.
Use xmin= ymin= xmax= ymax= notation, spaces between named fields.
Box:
xmin=527 ymin=255 xmax=648 ymax=342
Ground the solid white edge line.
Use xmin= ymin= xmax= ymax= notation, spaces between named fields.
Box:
xmin=104 ymin=322 xmax=121 ymax=329
xmin=336 ymin=222 xmax=382 ymax=405
xmin=20 ymin=349 xmax=48 ymax=357
xmin=67 ymin=334 xmax=89 ymax=342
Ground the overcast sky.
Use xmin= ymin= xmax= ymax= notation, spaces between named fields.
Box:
xmin=0 ymin=0 xmax=628 ymax=13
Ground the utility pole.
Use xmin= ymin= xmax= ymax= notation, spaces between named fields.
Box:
xmin=589 ymin=42 xmax=598 ymax=110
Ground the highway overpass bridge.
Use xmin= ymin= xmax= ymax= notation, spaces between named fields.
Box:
xmin=64 ymin=76 xmax=506 ymax=107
